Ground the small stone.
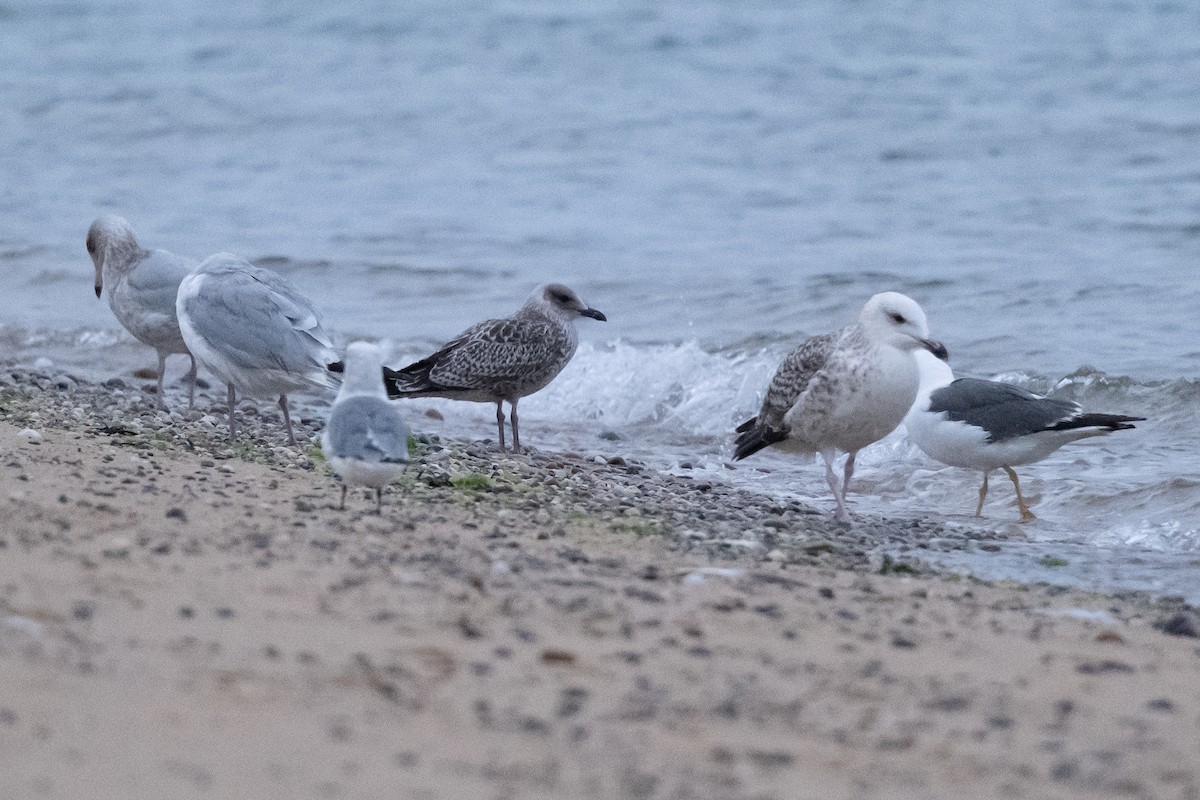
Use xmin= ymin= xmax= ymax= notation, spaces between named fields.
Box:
xmin=1155 ymin=611 xmax=1200 ymax=638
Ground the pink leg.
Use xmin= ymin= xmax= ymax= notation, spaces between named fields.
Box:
xmin=821 ymin=450 xmax=850 ymax=523
xmin=226 ymin=384 xmax=237 ymax=441
xmin=279 ymin=394 xmax=297 ymax=446
xmin=510 ymin=398 xmax=521 ymax=454
xmin=494 ymin=401 xmax=506 ymax=451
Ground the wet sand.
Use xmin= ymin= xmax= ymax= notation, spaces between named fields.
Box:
xmin=2 ymin=370 xmax=1199 ymax=800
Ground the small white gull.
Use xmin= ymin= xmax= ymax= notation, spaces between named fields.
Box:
xmin=176 ymin=252 xmax=339 ymax=445
xmin=322 ymin=341 xmax=410 ymax=512
xmin=383 ymin=283 xmax=606 ymax=453
xmin=733 ymin=292 xmax=946 ymax=523
xmin=86 ymin=214 xmax=197 ymax=409
xmin=905 ymin=350 xmax=1144 ymax=521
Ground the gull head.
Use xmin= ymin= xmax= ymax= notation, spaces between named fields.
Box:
xmin=531 ymin=283 xmax=607 ymax=322
xmin=859 ymin=291 xmax=945 ymax=357
xmin=339 ymin=341 xmax=388 ymax=398
xmin=87 ymin=214 xmax=139 ymax=298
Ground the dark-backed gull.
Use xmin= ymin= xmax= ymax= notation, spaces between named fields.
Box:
xmin=905 ymin=351 xmax=1144 ymax=521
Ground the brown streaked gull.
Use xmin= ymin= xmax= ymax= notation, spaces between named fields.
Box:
xmin=733 ymin=291 xmax=946 ymax=523
xmin=383 ymin=283 xmax=606 ymax=453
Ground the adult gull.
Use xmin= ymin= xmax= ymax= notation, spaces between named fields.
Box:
xmin=322 ymin=341 xmax=410 ymax=512
xmin=733 ymin=292 xmax=946 ymax=523
xmin=87 ymin=215 xmax=197 ymax=409
xmin=176 ymin=253 xmax=340 ymax=445
xmin=905 ymin=351 xmax=1144 ymax=521
xmin=382 ymin=283 xmax=606 ymax=453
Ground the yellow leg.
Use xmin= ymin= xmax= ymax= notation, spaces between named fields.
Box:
xmin=1004 ymin=466 xmax=1036 ymax=522
xmin=975 ymin=471 xmax=990 ymax=517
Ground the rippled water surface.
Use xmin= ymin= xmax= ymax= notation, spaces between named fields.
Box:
xmin=2 ymin=0 xmax=1199 ymax=596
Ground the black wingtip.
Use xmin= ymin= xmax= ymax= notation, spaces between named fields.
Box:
xmin=733 ymin=423 xmax=787 ymax=461
xmin=327 ymin=360 xmax=344 ymax=374
xmin=381 ymin=365 xmax=404 ymax=398
xmin=1049 ymin=413 xmax=1146 ymax=433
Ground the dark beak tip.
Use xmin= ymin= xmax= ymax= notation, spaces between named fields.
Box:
xmin=926 ymin=339 xmax=949 ymax=362
xmin=585 ymin=309 xmax=607 ymax=322
xmin=94 ymin=285 xmax=102 ymax=298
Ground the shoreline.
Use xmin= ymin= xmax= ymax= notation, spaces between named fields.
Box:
xmin=2 ymin=367 xmax=1199 ymax=799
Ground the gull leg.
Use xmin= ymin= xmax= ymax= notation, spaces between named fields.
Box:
xmin=821 ymin=450 xmax=849 ymax=523
xmin=227 ymin=384 xmax=237 ymax=442
xmin=155 ymin=351 xmax=169 ymax=411
xmin=840 ymin=451 xmax=857 ymax=508
xmin=339 ymin=484 xmax=347 ymax=511
xmin=975 ymin=471 xmax=990 ymax=517
xmin=510 ymin=398 xmax=521 ymax=454
xmin=185 ymin=354 xmax=198 ymax=409
xmin=279 ymin=394 xmax=297 ymax=447
xmin=376 ymin=487 xmax=383 ymax=514
xmin=1004 ymin=466 xmax=1037 ymax=522
xmin=494 ymin=400 xmax=506 ymax=451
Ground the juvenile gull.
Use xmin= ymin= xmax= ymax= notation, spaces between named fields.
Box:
xmin=176 ymin=253 xmax=339 ymax=445
xmin=322 ymin=341 xmax=410 ymax=512
xmin=905 ymin=351 xmax=1144 ymax=521
xmin=733 ymin=292 xmax=946 ymax=523
xmin=86 ymin=214 xmax=197 ymax=409
xmin=382 ymin=283 xmax=606 ymax=453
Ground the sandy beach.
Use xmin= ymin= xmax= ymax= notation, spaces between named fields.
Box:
xmin=2 ymin=368 xmax=1199 ymax=800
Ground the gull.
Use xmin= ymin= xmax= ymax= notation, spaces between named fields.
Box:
xmin=905 ymin=350 xmax=1144 ymax=521
xmin=86 ymin=214 xmax=197 ymax=409
xmin=322 ymin=341 xmax=410 ymax=512
xmin=733 ymin=292 xmax=946 ymax=523
xmin=382 ymin=283 xmax=606 ymax=453
xmin=176 ymin=253 xmax=339 ymax=445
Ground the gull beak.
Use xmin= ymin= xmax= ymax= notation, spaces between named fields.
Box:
xmin=921 ymin=338 xmax=949 ymax=361
xmin=580 ymin=307 xmax=607 ymax=322
xmin=94 ymin=283 xmax=103 ymax=298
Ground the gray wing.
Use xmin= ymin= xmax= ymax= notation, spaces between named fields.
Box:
xmin=184 ymin=267 xmax=337 ymax=373
xmin=396 ymin=316 xmax=572 ymax=392
xmin=929 ymin=378 xmax=1081 ymax=442
xmin=126 ymin=249 xmax=195 ymax=317
xmin=326 ymin=396 xmax=411 ymax=463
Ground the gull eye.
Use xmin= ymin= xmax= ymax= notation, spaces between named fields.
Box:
xmin=86 ymin=236 xmax=96 ymax=254
xmin=888 ymin=311 xmax=906 ymax=324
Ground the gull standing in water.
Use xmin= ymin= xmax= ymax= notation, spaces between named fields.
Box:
xmin=905 ymin=350 xmax=1144 ymax=521
xmin=734 ymin=292 xmax=946 ymax=523
xmin=383 ymin=283 xmax=606 ymax=453
xmin=86 ymin=214 xmax=197 ymax=409
xmin=176 ymin=253 xmax=340 ymax=445
xmin=322 ymin=341 xmax=411 ymax=512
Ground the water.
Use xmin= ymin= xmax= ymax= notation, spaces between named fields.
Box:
xmin=2 ymin=0 xmax=1199 ymax=598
